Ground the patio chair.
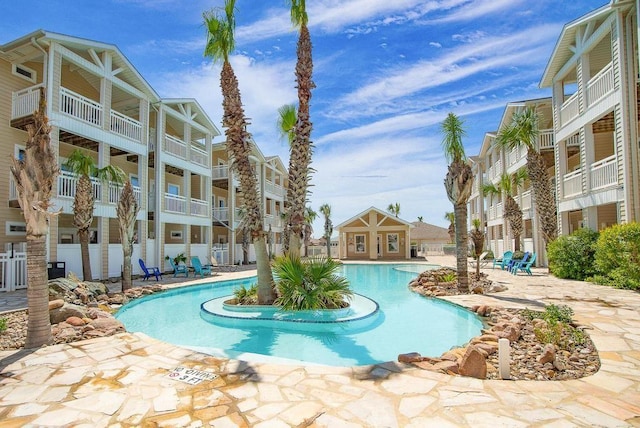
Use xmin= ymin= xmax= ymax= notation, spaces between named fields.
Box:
xmin=511 ymin=253 xmax=537 ymax=275
xmin=492 ymin=251 xmax=513 ymax=270
xmin=506 ymin=252 xmax=530 ymax=273
xmin=191 ymin=256 xmax=213 ymax=278
xmin=210 ymin=256 xmax=237 ymax=272
xmin=139 ymin=259 xmax=162 ymax=281
xmin=168 ymin=257 xmax=189 ymax=278
xmin=469 ymin=251 xmax=490 ymax=268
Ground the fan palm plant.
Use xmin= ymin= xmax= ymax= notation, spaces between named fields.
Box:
xmin=496 ymin=106 xmax=557 ymax=245
xmin=387 ymin=202 xmax=401 ymax=217
xmin=64 ymin=149 xmax=124 ymax=281
xmin=469 ymin=218 xmax=486 ymax=277
xmin=444 ymin=212 xmax=455 ymax=243
xmin=482 ymin=169 xmax=528 ymax=251
xmin=284 ymin=0 xmax=315 ymax=259
xmin=117 ymin=180 xmax=139 ymax=291
xmin=319 ymin=203 xmax=333 ymax=258
xmin=204 ymin=0 xmax=275 ymax=304
xmin=441 ymin=113 xmax=474 ymax=293
xmin=10 ymin=90 xmax=60 ymax=347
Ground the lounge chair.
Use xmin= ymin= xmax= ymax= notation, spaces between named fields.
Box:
xmin=139 ymin=259 xmax=162 ymax=281
xmin=493 ymin=251 xmax=513 ymax=270
xmin=469 ymin=251 xmax=490 ymax=268
xmin=506 ymin=252 xmax=530 ymax=273
xmin=168 ymin=257 xmax=189 ymax=278
xmin=210 ymin=256 xmax=237 ymax=272
xmin=191 ymin=256 xmax=213 ymax=278
xmin=511 ymin=253 xmax=537 ymax=275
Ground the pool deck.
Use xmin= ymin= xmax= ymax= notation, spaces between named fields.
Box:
xmin=1 ymin=256 xmax=639 ymax=427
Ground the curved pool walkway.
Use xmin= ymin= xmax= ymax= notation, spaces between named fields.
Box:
xmin=1 ymin=256 xmax=639 ymax=427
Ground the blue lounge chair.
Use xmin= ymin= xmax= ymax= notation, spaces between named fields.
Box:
xmin=506 ymin=252 xmax=530 ymax=272
xmin=168 ymin=257 xmax=189 ymax=278
xmin=139 ymin=259 xmax=162 ymax=281
xmin=493 ymin=251 xmax=513 ymax=270
xmin=191 ymin=256 xmax=213 ymax=278
xmin=512 ymin=253 xmax=537 ymax=275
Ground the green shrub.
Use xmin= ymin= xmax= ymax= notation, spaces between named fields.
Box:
xmin=273 ymin=256 xmax=353 ymax=310
xmin=440 ymin=272 xmax=457 ymax=283
xmin=512 ymin=250 xmax=525 ymax=260
xmin=0 ymin=317 xmax=6 ymax=334
xmin=593 ymin=223 xmax=640 ymax=290
xmin=547 ymin=228 xmax=599 ymax=280
xmin=233 ymin=284 xmax=258 ymax=305
xmin=485 ymin=249 xmax=494 ymax=260
xmin=526 ymin=304 xmax=580 ymax=347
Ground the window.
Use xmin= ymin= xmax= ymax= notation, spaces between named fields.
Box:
xmin=355 ymin=234 xmax=366 ymax=253
xmin=387 ymin=234 xmax=399 ymax=253
xmin=14 ymin=146 xmax=25 ymax=162
xmin=167 ymin=183 xmax=180 ymax=195
xmin=12 ymin=64 xmax=37 ymax=83
xmin=130 ymin=175 xmax=139 ymax=187
xmin=6 ymin=222 xmax=26 ymax=236
xmin=170 ymin=230 xmax=183 ymax=239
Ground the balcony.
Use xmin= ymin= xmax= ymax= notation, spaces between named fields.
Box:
xmin=563 ymin=169 xmax=583 ymax=198
xmin=212 ymin=207 xmax=230 ymax=222
xmin=560 ymin=92 xmax=580 ymax=125
xmin=164 ymin=134 xmax=187 ymax=159
xmin=560 ymin=61 xmax=614 ymax=127
xmin=265 ymin=180 xmax=286 ymax=198
xmin=265 ymin=214 xmax=283 ymax=229
xmin=11 ymin=84 xmax=43 ymax=121
xmin=190 ymin=144 xmax=208 ymax=168
xmin=108 ymin=182 xmax=141 ymax=205
xmin=58 ymin=170 xmax=101 ymax=200
xmin=165 ymin=193 xmax=187 ymax=214
xmin=190 ymin=198 xmax=209 ymax=217
xmin=538 ymin=130 xmax=555 ymax=151
xmin=521 ymin=190 xmax=532 ymax=211
xmin=590 ymin=155 xmax=617 ymax=190
xmin=60 ymin=87 xmax=103 ymax=127
xmin=110 ymin=110 xmax=142 ymax=142
xmin=212 ymin=165 xmax=229 ymax=180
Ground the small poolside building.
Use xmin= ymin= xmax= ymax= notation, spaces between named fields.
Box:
xmin=336 ymin=207 xmax=412 ymax=260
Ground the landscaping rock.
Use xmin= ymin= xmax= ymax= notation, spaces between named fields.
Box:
xmin=50 ymin=303 xmax=88 ymax=324
xmin=459 ymin=346 xmax=487 ymax=379
xmin=398 ymin=352 xmax=424 ymax=363
xmin=48 ymin=299 xmax=64 ymax=310
xmin=538 ymin=344 xmax=556 ymax=364
xmin=65 ymin=316 xmax=85 ymax=326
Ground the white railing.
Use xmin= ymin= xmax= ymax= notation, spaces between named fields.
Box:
xmin=0 ymin=252 xmax=27 ymax=292
xmin=190 ymin=144 xmax=208 ymax=167
xmin=212 ymin=207 xmax=229 ymax=222
xmin=60 ymin=87 xmax=102 ymax=126
xmin=560 ymin=92 xmax=580 ymax=125
xmin=538 ymin=130 xmax=555 ymax=150
xmin=110 ymin=110 xmax=142 ymax=142
xmin=264 ymin=214 xmax=283 ymax=228
xmin=212 ymin=165 xmax=229 ymax=180
xmin=57 ymin=171 xmax=101 ymax=200
xmin=566 ymin=133 xmax=580 ymax=147
xmin=590 ymin=155 xmax=617 ymax=190
xmin=11 ymin=84 xmax=43 ymax=119
xmin=587 ymin=62 xmax=614 ymax=107
xmin=9 ymin=175 xmax=17 ymax=200
xmin=164 ymin=193 xmax=186 ymax=213
xmin=521 ymin=189 xmax=532 ymax=211
xmin=108 ymin=183 xmax=141 ymax=205
xmin=164 ymin=134 xmax=187 ymax=159
xmin=563 ymin=169 xmax=583 ymax=197
xmin=488 ymin=205 xmax=496 ymax=220
xmin=265 ymin=181 xmax=286 ymax=197
xmin=507 ymin=148 xmax=519 ymax=166
xmin=190 ymin=198 xmax=208 ymax=217
xmin=496 ymin=202 xmax=503 ymax=218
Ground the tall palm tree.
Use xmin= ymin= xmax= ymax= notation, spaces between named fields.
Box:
xmin=64 ymin=149 xmax=124 ymax=281
xmin=482 ymin=169 xmax=528 ymax=251
xmin=469 ymin=218 xmax=485 ymax=277
xmin=117 ymin=180 xmax=139 ymax=291
xmin=319 ymin=203 xmax=333 ymax=258
xmin=277 ymin=103 xmax=297 ymax=253
xmin=204 ymin=0 xmax=275 ymax=304
xmin=303 ymin=206 xmax=317 ymax=257
xmin=417 ymin=216 xmax=423 ymax=222
xmin=387 ymin=202 xmax=401 ymax=217
xmin=441 ymin=112 xmax=474 ymax=293
xmin=10 ymin=90 xmax=59 ymax=347
xmin=444 ymin=212 xmax=455 ymax=243
xmin=285 ymin=0 xmax=315 ymax=259
xmin=496 ymin=106 xmax=557 ymax=245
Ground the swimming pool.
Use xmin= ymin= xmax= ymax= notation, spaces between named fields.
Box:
xmin=116 ymin=263 xmax=483 ymax=366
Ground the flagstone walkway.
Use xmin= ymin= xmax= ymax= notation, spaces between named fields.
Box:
xmin=1 ymin=256 xmax=639 ymax=427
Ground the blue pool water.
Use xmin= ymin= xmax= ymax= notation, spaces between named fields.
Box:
xmin=116 ymin=263 xmax=483 ymax=366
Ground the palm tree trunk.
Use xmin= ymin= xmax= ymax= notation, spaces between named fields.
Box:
xmin=254 ymin=236 xmax=276 ymax=304
xmin=78 ymin=228 xmax=92 ymax=280
xmin=527 ymin=150 xmax=557 ymax=245
xmin=504 ymin=195 xmax=523 ymax=252
xmin=454 ymin=202 xmax=469 ymax=293
xmin=25 ymin=236 xmax=52 ymax=348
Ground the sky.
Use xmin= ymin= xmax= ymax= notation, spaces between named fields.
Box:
xmin=0 ymin=0 xmax=608 ymax=236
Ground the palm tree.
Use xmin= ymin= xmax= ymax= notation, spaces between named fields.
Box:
xmin=63 ymin=149 xmax=124 ymax=281
xmin=303 ymin=206 xmax=317 ymax=257
xmin=277 ymin=103 xmax=297 ymax=254
xmin=319 ymin=203 xmax=333 ymax=258
xmin=417 ymin=216 xmax=423 ymax=222
xmin=469 ymin=218 xmax=485 ymax=277
xmin=204 ymin=0 xmax=276 ymax=304
xmin=285 ymin=0 xmax=315 ymax=259
xmin=117 ymin=180 xmax=139 ymax=291
xmin=482 ymin=169 xmax=528 ymax=251
xmin=387 ymin=202 xmax=400 ymax=217
xmin=10 ymin=90 xmax=59 ymax=347
xmin=444 ymin=212 xmax=455 ymax=243
xmin=441 ymin=112 xmax=474 ymax=293
xmin=496 ymin=106 xmax=557 ymax=245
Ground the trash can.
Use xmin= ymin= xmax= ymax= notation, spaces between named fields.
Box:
xmin=410 ymin=248 xmax=417 ymax=258
xmin=47 ymin=262 xmax=66 ymax=280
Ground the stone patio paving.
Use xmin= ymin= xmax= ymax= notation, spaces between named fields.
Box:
xmin=1 ymin=256 xmax=639 ymax=427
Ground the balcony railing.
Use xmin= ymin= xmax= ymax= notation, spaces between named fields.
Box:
xmin=190 ymin=198 xmax=208 ymax=217
xmin=60 ymin=87 xmax=102 ymax=127
xmin=265 ymin=181 xmax=286 ymax=197
xmin=560 ymin=92 xmax=579 ymax=125
xmin=212 ymin=165 xmax=229 ymax=180
xmin=58 ymin=171 xmax=101 ymax=200
xmin=587 ymin=62 xmax=614 ymax=107
xmin=563 ymin=169 xmax=583 ymax=198
xmin=566 ymin=133 xmax=580 ymax=147
xmin=164 ymin=134 xmax=187 ymax=159
xmin=190 ymin=144 xmax=208 ymax=167
xmin=265 ymin=214 xmax=283 ymax=228
xmin=110 ymin=110 xmax=142 ymax=142
xmin=164 ymin=193 xmax=186 ymax=214
xmin=590 ymin=155 xmax=617 ymax=190
xmin=108 ymin=183 xmax=141 ymax=205
xmin=496 ymin=202 xmax=503 ymax=218
xmin=11 ymin=84 xmax=43 ymax=119
xmin=538 ymin=130 xmax=555 ymax=150
xmin=521 ymin=189 xmax=532 ymax=211
xmin=212 ymin=207 xmax=229 ymax=222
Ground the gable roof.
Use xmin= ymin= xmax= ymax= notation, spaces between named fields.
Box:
xmin=335 ymin=206 xmax=414 ymax=229
xmin=409 ymin=221 xmax=449 ymax=241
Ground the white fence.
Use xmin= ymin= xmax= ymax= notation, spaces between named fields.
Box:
xmin=0 ymin=252 xmax=27 ymax=292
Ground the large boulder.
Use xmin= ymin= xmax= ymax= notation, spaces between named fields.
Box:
xmin=48 ymin=276 xmax=109 ymax=302
xmin=50 ymin=303 xmax=88 ymax=324
xmin=459 ymin=346 xmax=487 ymax=379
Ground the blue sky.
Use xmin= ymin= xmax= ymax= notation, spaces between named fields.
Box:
xmin=1 ymin=0 xmax=607 ymax=235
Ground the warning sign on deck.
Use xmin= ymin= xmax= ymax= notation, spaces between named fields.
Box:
xmin=167 ymin=366 xmax=218 ymax=385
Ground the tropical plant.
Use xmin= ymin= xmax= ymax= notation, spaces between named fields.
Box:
xmin=319 ymin=203 xmax=333 ymax=258
xmin=444 ymin=212 xmax=455 ymax=243
xmin=547 ymin=228 xmax=599 ymax=281
xmin=10 ymin=90 xmax=60 ymax=347
xmin=469 ymin=218 xmax=485 ymax=277
xmin=273 ymin=256 xmax=352 ymax=310
xmin=233 ymin=284 xmax=258 ymax=305
xmin=303 ymin=206 xmax=317 ymax=257
xmin=64 ymin=149 xmax=125 ymax=281
xmin=482 ymin=169 xmax=528 ymax=251
xmin=204 ymin=0 xmax=275 ymax=304
xmin=0 ymin=317 xmax=7 ymax=334
xmin=417 ymin=216 xmax=423 ymax=222
xmin=592 ymin=223 xmax=640 ymax=290
xmin=277 ymin=103 xmax=297 ymax=254
xmin=496 ymin=106 xmax=557 ymax=246
xmin=165 ymin=253 xmax=187 ymax=266
xmin=441 ymin=112 xmax=474 ymax=293
xmin=117 ymin=180 xmax=139 ymax=291
xmin=387 ymin=202 xmax=400 ymax=217
xmin=284 ymin=0 xmax=315 ymax=259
